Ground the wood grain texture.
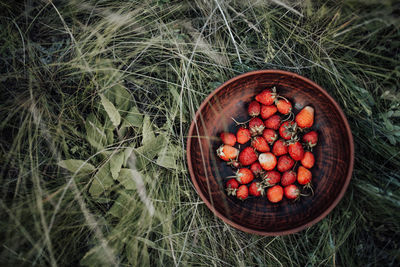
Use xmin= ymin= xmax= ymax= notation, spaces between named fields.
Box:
xmin=186 ymin=70 xmax=354 ymax=235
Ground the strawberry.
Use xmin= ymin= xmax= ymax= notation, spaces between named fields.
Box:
xmin=301 ymin=151 xmax=315 ymax=169
xmin=251 ymin=136 xmax=270 ymax=152
xmin=236 ymin=185 xmax=249 ymax=200
xmin=238 ymin=147 xmax=258 ymax=166
xmin=260 ymin=105 xmax=277 ymax=119
xmin=262 ymin=129 xmax=278 ymax=144
xmin=236 ymin=127 xmax=251 ymax=144
xmin=217 ymin=145 xmax=239 ymax=161
xmin=284 ymin=184 xmax=300 ymax=200
xmin=276 ymin=99 xmax=292 ymax=115
xmin=226 ymin=178 xmax=239 ymax=196
xmin=249 ymin=117 xmax=265 ymax=136
xmin=235 ymin=168 xmax=254 ymax=184
xmin=258 ymin=152 xmax=277 ymax=171
xmin=302 ymin=131 xmax=318 ymax=148
xmin=249 ymin=181 xmax=265 ymax=197
xmin=250 ymin=162 xmax=264 ymax=177
xmin=262 ymin=170 xmax=281 ymax=186
xmin=220 ymin=132 xmax=236 ymax=146
xmin=288 ymin=141 xmax=304 ymax=161
xmin=281 ymin=170 xmax=297 ymax=187
xmin=267 ymin=185 xmax=283 ymax=203
xmin=264 ymin=115 xmax=281 ymax=130
xmin=272 ymin=139 xmax=288 ymax=156
xmin=279 ymin=121 xmax=297 ymax=140
xmin=297 ymin=166 xmax=312 ymax=185
xmin=255 ymin=88 xmax=276 ymax=105
xmin=295 ymin=106 xmax=314 ymax=128
xmin=248 ymin=101 xmax=261 ymax=117
xmin=277 ymin=155 xmax=294 ymax=172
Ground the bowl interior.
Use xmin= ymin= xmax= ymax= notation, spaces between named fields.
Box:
xmin=187 ymin=71 xmax=353 ymax=235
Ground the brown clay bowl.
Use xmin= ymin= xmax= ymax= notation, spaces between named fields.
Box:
xmin=186 ymin=70 xmax=354 ymax=236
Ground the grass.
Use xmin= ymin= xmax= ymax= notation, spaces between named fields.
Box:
xmin=0 ymin=0 xmax=399 ymax=266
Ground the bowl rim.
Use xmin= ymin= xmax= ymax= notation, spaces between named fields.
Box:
xmin=186 ymin=69 xmax=354 ymax=236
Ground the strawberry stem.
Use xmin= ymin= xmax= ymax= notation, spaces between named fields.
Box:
xmin=276 ymin=95 xmax=289 ymax=102
xmin=303 ymin=183 xmax=314 ymax=196
xmin=281 ymin=111 xmax=294 ymax=122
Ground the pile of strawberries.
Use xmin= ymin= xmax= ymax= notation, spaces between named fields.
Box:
xmin=217 ymin=87 xmax=318 ymax=203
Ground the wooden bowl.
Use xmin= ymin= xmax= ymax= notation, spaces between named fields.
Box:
xmin=186 ymin=70 xmax=354 ymax=235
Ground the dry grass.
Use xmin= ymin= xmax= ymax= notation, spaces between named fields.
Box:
xmin=0 ymin=0 xmax=399 ymax=266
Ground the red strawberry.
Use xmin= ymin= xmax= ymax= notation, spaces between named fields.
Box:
xmin=226 ymin=178 xmax=239 ymax=196
xmin=284 ymin=184 xmax=300 ymax=200
xmin=277 ymin=155 xmax=295 ymax=172
xmin=220 ymin=132 xmax=236 ymax=146
xmin=264 ymin=115 xmax=281 ymax=130
xmin=258 ymin=152 xmax=277 ymax=171
xmin=248 ymin=101 xmax=261 ymax=117
xmin=295 ymin=106 xmax=314 ymax=128
xmin=272 ymin=139 xmax=288 ymax=156
xmin=217 ymin=145 xmax=239 ymax=161
xmin=262 ymin=129 xmax=278 ymax=144
xmin=297 ymin=166 xmax=312 ymax=185
xmin=279 ymin=121 xmax=297 ymax=140
xmin=251 ymin=136 xmax=270 ymax=152
xmin=267 ymin=185 xmax=283 ymax=203
xmin=236 ymin=185 xmax=249 ymax=200
xmin=238 ymin=147 xmax=258 ymax=166
xmin=301 ymin=151 xmax=315 ymax=169
xmin=249 ymin=182 xmax=265 ymax=197
xmin=262 ymin=170 xmax=281 ymax=186
xmin=302 ymin=131 xmax=318 ymax=147
xmin=288 ymin=141 xmax=304 ymax=161
xmin=250 ymin=162 xmax=264 ymax=177
xmin=276 ymin=99 xmax=292 ymax=115
xmin=249 ymin=117 xmax=265 ymax=136
xmin=260 ymin=105 xmax=277 ymax=119
xmin=236 ymin=127 xmax=251 ymax=144
xmin=255 ymin=88 xmax=276 ymax=105
xmin=281 ymin=170 xmax=297 ymax=186
xmin=235 ymin=168 xmax=254 ymax=184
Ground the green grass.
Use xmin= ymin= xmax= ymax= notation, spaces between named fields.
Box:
xmin=1 ymin=0 xmax=399 ymax=266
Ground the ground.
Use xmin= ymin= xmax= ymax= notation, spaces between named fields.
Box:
xmin=0 ymin=0 xmax=399 ymax=266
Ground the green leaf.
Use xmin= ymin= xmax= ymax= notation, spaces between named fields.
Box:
xmin=141 ymin=245 xmax=150 ymax=266
xmin=126 ymin=239 xmax=139 ymax=265
xmin=104 ymin=83 xmax=132 ymax=113
xmin=117 ymin=168 xmax=138 ymax=190
xmin=387 ymin=135 xmax=396 ymax=145
xmin=108 ymin=192 xmax=134 ymax=218
xmin=85 ymin=113 xmax=106 ymax=151
xmin=124 ymin=147 xmax=134 ymax=166
xmin=157 ymin=144 xmax=180 ymax=169
xmin=125 ymin=238 xmax=150 ymax=266
xmin=58 ymin=159 xmax=95 ymax=174
xmin=105 ymin=127 xmax=114 ymax=146
xmin=100 ymin=94 xmax=121 ymax=127
xmin=392 ymin=110 xmax=400 ymax=118
xmin=110 ymin=151 xmax=125 ymax=180
xmin=89 ymin=162 xmax=114 ymax=197
xmin=122 ymin=106 xmax=143 ymax=128
xmin=142 ymin=115 xmax=155 ymax=147
xmin=136 ymin=237 xmax=158 ymax=250
xmin=135 ymin=134 xmax=165 ymax=170
xmin=80 ymin=245 xmax=115 ymax=267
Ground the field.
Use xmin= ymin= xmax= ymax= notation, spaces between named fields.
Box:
xmin=0 ymin=0 xmax=399 ymax=266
